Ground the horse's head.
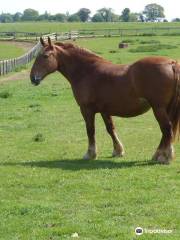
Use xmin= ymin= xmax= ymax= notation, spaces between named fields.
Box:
xmin=30 ymin=37 xmax=58 ymax=86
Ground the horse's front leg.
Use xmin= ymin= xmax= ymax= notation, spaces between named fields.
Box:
xmin=101 ymin=113 xmax=125 ymax=157
xmin=80 ymin=106 xmax=97 ymax=160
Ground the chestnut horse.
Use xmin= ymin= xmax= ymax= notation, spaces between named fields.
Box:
xmin=30 ymin=37 xmax=180 ymax=164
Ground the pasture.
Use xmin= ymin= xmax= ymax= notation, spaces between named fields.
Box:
xmin=1 ymin=21 xmax=180 ymax=33
xmin=0 ymin=35 xmax=180 ymax=239
xmin=0 ymin=42 xmax=25 ymax=60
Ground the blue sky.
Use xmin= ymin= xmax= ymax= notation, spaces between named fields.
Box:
xmin=0 ymin=0 xmax=178 ymax=20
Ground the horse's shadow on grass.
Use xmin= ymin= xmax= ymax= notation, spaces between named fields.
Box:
xmin=1 ymin=158 xmax=159 ymax=171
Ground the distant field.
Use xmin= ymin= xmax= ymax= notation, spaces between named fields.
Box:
xmin=74 ymin=35 xmax=180 ymax=63
xmin=0 ymin=36 xmax=179 ymax=239
xmin=0 ymin=42 xmax=25 ymax=60
xmin=1 ymin=21 xmax=180 ymax=33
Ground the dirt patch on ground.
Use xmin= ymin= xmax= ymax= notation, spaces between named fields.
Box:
xmin=0 ymin=40 xmax=36 ymax=84
xmin=0 ymin=70 xmax=29 ymax=84
xmin=0 ymin=40 xmax=36 ymax=52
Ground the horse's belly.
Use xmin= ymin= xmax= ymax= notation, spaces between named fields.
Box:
xmin=100 ymin=97 xmax=151 ymax=117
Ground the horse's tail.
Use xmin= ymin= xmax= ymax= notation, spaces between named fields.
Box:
xmin=168 ymin=62 xmax=180 ymax=141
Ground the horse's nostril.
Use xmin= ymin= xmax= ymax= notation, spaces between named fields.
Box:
xmin=31 ymin=75 xmax=41 ymax=86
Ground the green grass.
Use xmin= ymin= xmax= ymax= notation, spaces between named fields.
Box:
xmin=0 ymin=36 xmax=180 ymax=239
xmin=1 ymin=22 xmax=180 ymax=33
xmin=0 ymin=42 xmax=25 ymax=60
xmin=74 ymin=35 xmax=180 ymax=63
xmin=129 ymin=44 xmax=177 ymax=53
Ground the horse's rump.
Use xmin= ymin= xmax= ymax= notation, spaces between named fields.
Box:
xmin=168 ymin=62 xmax=180 ymax=140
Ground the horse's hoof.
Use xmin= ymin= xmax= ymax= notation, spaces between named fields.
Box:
xmin=83 ymin=152 xmax=97 ymax=160
xmin=152 ymin=147 xmax=174 ymax=164
xmin=112 ymin=149 xmax=125 ymax=158
xmin=152 ymin=154 xmax=170 ymax=164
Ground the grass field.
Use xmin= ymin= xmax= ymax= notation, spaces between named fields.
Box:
xmin=1 ymin=21 xmax=180 ymax=33
xmin=0 ymin=42 xmax=25 ymax=60
xmin=0 ymin=36 xmax=180 ymax=239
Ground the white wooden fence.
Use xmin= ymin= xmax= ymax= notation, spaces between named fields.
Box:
xmin=0 ymin=33 xmax=57 ymax=76
xmin=0 ymin=30 xmax=94 ymax=75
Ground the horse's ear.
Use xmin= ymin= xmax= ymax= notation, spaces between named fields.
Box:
xmin=40 ymin=37 xmax=45 ymax=47
xmin=48 ymin=37 xmax=52 ymax=47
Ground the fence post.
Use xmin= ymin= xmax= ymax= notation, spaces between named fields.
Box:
xmin=69 ymin=31 xmax=71 ymax=39
xmin=120 ymin=30 xmax=123 ymax=40
xmin=3 ymin=61 xmax=5 ymax=75
xmin=0 ymin=33 xmax=57 ymax=75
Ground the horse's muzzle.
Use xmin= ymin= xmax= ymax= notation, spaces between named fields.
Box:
xmin=30 ymin=75 xmax=41 ymax=86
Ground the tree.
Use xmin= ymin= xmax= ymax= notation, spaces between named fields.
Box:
xmin=91 ymin=13 xmax=104 ymax=22
xmin=48 ymin=15 xmax=56 ymax=21
xmin=143 ymin=3 xmax=165 ymax=21
xmin=97 ymin=8 xmax=114 ymax=22
xmin=22 ymin=8 xmax=39 ymax=21
xmin=129 ymin=13 xmax=139 ymax=22
xmin=55 ymin=13 xmax=67 ymax=22
xmin=77 ymin=8 xmax=91 ymax=22
xmin=37 ymin=11 xmax=49 ymax=21
xmin=139 ymin=14 xmax=145 ymax=22
xmin=172 ymin=18 xmax=180 ymax=22
xmin=0 ymin=13 xmax=13 ymax=23
xmin=121 ymin=8 xmax=130 ymax=22
xmin=68 ymin=14 xmax=81 ymax=22
xmin=13 ymin=12 xmax=22 ymax=22
xmin=111 ymin=13 xmax=120 ymax=22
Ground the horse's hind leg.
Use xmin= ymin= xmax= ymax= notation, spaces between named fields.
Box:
xmin=101 ymin=113 xmax=125 ymax=157
xmin=152 ymin=107 xmax=175 ymax=164
xmin=80 ymin=106 xmax=97 ymax=160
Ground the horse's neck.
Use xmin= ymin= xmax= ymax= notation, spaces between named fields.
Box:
xmin=57 ymin=50 xmax=100 ymax=84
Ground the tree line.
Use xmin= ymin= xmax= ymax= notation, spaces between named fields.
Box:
xmin=0 ymin=4 xmax=177 ymax=23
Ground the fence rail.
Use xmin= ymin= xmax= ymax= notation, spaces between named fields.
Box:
xmin=0 ymin=31 xmax=80 ymax=76
xmin=0 ymin=31 xmax=49 ymax=41
xmin=0 ymin=33 xmax=56 ymax=76
xmin=0 ymin=42 xmax=41 ymax=75
xmin=1 ymin=26 xmax=180 ymax=76
xmin=1 ymin=27 xmax=180 ymax=41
